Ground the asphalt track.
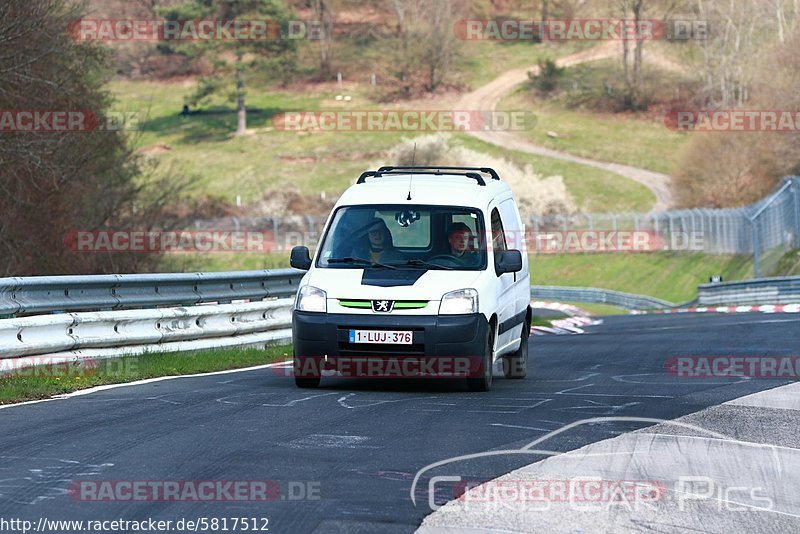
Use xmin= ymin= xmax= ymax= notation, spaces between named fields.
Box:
xmin=0 ymin=312 xmax=798 ymax=533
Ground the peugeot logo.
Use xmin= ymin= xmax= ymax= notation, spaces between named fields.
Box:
xmin=372 ymin=300 xmax=394 ymax=313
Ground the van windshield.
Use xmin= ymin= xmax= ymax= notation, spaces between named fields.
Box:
xmin=317 ymin=205 xmax=487 ymax=271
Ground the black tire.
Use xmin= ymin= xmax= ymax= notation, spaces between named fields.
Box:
xmin=294 ymin=353 xmax=320 ymax=389
xmin=467 ymin=329 xmax=493 ymax=392
xmin=295 ymin=376 xmax=321 ymax=388
xmin=503 ymin=324 xmax=528 ymax=379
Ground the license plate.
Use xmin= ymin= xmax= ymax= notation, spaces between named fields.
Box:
xmin=349 ymin=330 xmax=413 ymax=345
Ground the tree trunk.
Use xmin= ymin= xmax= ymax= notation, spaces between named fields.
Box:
xmin=313 ymin=0 xmax=334 ymax=78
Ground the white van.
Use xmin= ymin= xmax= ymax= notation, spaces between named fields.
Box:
xmin=289 ymin=166 xmax=531 ymax=391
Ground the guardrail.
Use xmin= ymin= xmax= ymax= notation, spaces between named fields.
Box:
xmin=0 ymin=300 xmax=294 ymax=369
xmin=698 ymin=276 xmax=800 ymax=306
xmin=531 ymin=286 xmax=675 ymax=310
xmin=0 ymin=270 xmax=305 ymax=316
xmin=3 ymin=269 xmax=799 ymax=370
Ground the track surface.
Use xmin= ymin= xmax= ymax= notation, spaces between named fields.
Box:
xmin=1 ymin=313 xmax=797 ymax=532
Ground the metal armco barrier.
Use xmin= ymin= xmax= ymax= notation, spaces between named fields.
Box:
xmin=0 ymin=269 xmax=305 ymax=316
xmin=698 ymin=276 xmax=800 ymax=306
xmin=2 ymin=269 xmax=799 ymax=369
xmin=531 ymin=286 xmax=675 ymax=310
xmin=0 ymin=299 xmax=293 ymax=362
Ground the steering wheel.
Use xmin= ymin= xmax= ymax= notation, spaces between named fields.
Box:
xmin=427 ymin=255 xmax=463 ymax=267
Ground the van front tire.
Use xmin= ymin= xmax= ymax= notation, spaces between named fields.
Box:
xmin=503 ymin=325 xmax=528 ymax=379
xmin=295 ymin=376 xmax=321 ymax=388
xmin=294 ymin=353 xmax=321 ymax=389
xmin=467 ymin=330 xmax=493 ymax=392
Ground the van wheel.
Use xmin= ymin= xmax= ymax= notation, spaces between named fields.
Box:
xmin=503 ymin=325 xmax=528 ymax=379
xmin=467 ymin=329 xmax=493 ymax=392
xmin=295 ymin=376 xmax=320 ymax=388
xmin=294 ymin=353 xmax=320 ymax=389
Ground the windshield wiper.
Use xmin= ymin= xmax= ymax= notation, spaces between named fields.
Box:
xmin=327 ymin=257 xmax=398 ymax=270
xmin=392 ymin=260 xmax=455 ymax=271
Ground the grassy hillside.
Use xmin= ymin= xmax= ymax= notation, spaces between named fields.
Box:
xmin=115 ymin=80 xmax=407 ymax=201
xmin=112 ymin=78 xmax=656 ymax=211
xmin=500 ymin=59 xmax=690 ymax=175
xmin=532 ymin=253 xmax=754 ymax=303
xmin=454 ymin=135 xmax=655 ymax=212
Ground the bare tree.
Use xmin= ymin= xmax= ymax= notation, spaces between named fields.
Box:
xmin=614 ymin=0 xmax=679 ymax=110
xmin=673 ymin=22 xmax=800 ymax=208
xmin=693 ymin=0 xmax=799 ymax=107
xmin=386 ymin=0 xmax=464 ymax=94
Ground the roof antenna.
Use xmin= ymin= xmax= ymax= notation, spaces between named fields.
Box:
xmin=407 ymin=143 xmax=416 ymax=201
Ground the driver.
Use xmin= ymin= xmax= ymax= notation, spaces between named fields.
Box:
xmin=352 ymin=218 xmax=402 ymax=263
xmin=447 ymin=222 xmax=479 ymax=266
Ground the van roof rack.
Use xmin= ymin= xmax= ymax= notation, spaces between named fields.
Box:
xmin=356 ymin=166 xmax=500 ymax=186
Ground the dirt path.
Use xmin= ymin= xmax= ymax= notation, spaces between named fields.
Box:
xmin=458 ymin=42 xmax=674 ymax=212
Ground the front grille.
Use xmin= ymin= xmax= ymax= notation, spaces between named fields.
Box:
xmin=338 ymin=299 xmax=429 ymax=310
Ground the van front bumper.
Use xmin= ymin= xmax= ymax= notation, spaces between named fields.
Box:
xmin=292 ymin=311 xmax=489 ymax=378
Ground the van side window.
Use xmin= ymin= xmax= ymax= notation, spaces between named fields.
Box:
xmin=491 ymin=208 xmax=507 ymax=272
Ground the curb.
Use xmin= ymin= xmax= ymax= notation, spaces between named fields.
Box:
xmin=635 ymin=303 xmax=800 ymax=315
xmin=530 ymin=302 xmax=602 ymax=336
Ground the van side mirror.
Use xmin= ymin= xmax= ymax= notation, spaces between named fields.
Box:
xmin=496 ymin=250 xmax=523 ymax=275
xmin=290 ymin=246 xmax=312 ymax=271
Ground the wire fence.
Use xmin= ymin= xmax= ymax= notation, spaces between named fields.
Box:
xmin=192 ymin=176 xmax=800 ymax=278
xmin=529 ymin=177 xmax=800 ymax=276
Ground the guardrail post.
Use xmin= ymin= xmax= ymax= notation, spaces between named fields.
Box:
xmin=793 ymin=177 xmax=800 ymax=249
xmin=752 ymin=216 xmax=761 ymax=279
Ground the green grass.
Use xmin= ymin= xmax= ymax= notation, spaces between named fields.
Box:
xmin=771 ymin=249 xmax=800 ymax=277
xmin=531 ymin=252 xmax=755 ymax=303
xmin=0 ymin=346 xmax=290 ymax=405
xmin=458 ymin=41 xmax=590 ymax=88
xmin=562 ymin=302 xmax=630 ymax=316
xmin=112 ymin=80 xmax=407 ymax=202
xmin=454 ymin=134 xmax=656 ymax=212
xmin=500 ymin=59 xmax=689 ymax=175
xmin=531 ymin=314 xmax=566 ymax=327
xmin=159 ymin=252 xmax=291 ymax=272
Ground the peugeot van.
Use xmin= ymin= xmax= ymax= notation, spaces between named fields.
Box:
xmin=289 ymin=166 xmax=531 ymax=391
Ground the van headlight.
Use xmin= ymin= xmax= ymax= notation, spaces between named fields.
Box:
xmin=439 ymin=288 xmax=478 ymax=315
xmin=296 ymin=285 xmax=327 ymax=313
